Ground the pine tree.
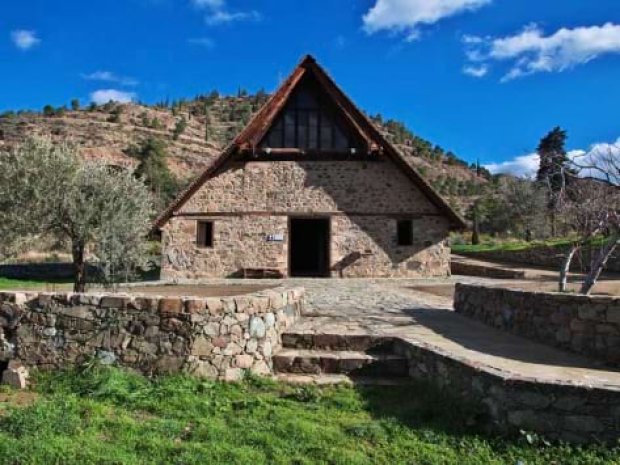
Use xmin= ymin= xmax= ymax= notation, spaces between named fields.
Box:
xmin=536 ymin=127 xmax=569 ymax=190
xmin=536 ymin=127 xmax=572 ymax=237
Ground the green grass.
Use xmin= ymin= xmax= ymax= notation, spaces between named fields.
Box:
xmin=0 ymin=366 xmax=616 ymax=464
xmin=452 ymin=237 xmax=609 ymax=255
xmin=0 ymin=277 xmax=71 ymax=291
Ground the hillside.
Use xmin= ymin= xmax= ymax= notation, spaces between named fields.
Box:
xmin=0 ymin=92 xmax=488 ymax=213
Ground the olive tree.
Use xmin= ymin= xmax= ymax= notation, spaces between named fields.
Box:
xmin=0 ymin=137 xmax=155 ymax=292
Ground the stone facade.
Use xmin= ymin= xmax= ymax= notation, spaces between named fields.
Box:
xmin=0 ymin=287 xmax=303 ymax=381
xmin=454 ymin=284 xmax=620 ymax=367
xmin=162 ymin=160 xmax=451 ymax=279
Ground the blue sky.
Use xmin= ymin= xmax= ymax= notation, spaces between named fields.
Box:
xmin=2 ymin=0 xmax=620 ymax=174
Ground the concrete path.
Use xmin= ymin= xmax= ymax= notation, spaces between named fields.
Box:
xmin=284 ymin=278 xmax=620 ymax=390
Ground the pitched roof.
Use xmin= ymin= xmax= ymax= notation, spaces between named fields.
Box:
xmin=153 ymin=55 xmax=467 ymax=230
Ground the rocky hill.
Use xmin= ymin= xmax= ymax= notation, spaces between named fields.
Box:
xmin=0 ymin=92 xmax=488 ymax=213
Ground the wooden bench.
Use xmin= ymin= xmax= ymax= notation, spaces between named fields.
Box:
xmin=242 ymin=268 xmax=284 ymax=279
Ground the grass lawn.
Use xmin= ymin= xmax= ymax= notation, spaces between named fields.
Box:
xmin=451 ymin=237 xmax=598 ymax=255
xmin=0 ymin=366 xmax=616 ymax=465
xmin=0 ymin=277 xmax=71 ymax=292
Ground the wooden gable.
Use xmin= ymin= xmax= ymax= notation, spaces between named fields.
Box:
xmin=153 ymin=55 xmax=467 ymax=230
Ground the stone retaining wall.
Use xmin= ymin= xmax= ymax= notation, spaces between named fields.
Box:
xmin=450 ymin=260 xmax=525 ymax=279
xmin=0 ymin=286 xmax=303 ymax=381
xmin=394 ymin=339 xmax=620 ymax=444
xmin=457 ymin=245 xmax=620 ymax=273
xmin=454 ymin=284 xmax=620 ymax=366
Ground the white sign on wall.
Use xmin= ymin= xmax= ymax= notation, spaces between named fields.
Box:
xmin=265 ymin=234 xmax=285 ymax=242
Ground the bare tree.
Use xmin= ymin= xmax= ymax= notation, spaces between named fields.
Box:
xmin=556 ymin=145 xmax=620 ymax=294
xmin=557 ymin=181 xmax=618 ymax=292
xmin=0 ymin=137 xmax=155 ymax=292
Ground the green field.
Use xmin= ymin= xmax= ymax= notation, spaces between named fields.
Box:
xmin=0 ymin=277 xmax=71 ymax=292
xmin=0 ymin=366 xmax=616 ymax=465
xmin=451 ymin=237 xmax=604 ymax=255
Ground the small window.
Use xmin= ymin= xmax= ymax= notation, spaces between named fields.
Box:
xmin=397 ymin=220 xmax=413 ymax=246
xmin=197 ymin=221 xmax=214 ymax=248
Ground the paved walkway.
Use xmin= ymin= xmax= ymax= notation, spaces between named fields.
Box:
xmin=283 ymin=278 xmax=620 ymax=390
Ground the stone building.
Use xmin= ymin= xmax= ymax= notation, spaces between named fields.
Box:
xmin=155 ymin=55 xmax=466 ymax=279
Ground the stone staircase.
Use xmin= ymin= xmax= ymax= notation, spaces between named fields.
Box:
xmin=273 ymin=332 xmax=410 ymax=384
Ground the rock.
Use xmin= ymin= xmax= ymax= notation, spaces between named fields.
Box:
xmin=262 ymin=341 xmax=272 ymax=358
xmin=190 ymin=361 xmax=219 ymax=379
xmin=564 ymin=415 xmax=604 ymax=433
xmin=1 ymin=362 xmax=29 ymax=389
xmin=59 ymin=306 xmax=94 ymax=320
xmin=154 ymin=356 xmax=184 ymax=374
xmin=159 ymin=298 xmax=183 ymax=315
xmin=203 ymin=322 xmax=220 ymax=336
xmin=184 ymin=299 xmax=206 ymax=314
xmin=251 ymin=360 xmax=271 ymax=375
xmin=42 ymin=327 xmax=57 ymax=337
xmin=191 ymin=336 xmax=213 ymax=356
xmin=246 ymin=339 xmax=258 ymax=354
xmin=100 ymin=296 xmax=129 ymax=309
xmin=205 ymin=298 xmax=224 ymax=315
xmin=249 ymin=317 xmax=266 ymax=339
xmin=97 ymin=350 xmax=117 ymax=365
xmin=224 ymin=368 xmax=243 ymax=381
xmin=264 ymin=313 xmax=276 ymax=329
xmin=515 ymin=391 xmax=551 ymax=410
xmin=235 ymin=354 xmax=254 ymax=369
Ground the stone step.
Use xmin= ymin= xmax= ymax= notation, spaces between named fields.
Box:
xmin=281 ymin=332 xmax=396 ymax=352
xmin=274 ymin=373 xmax=414 ymax=386
xmin=273 ymin=348 xmax=409 ymax=377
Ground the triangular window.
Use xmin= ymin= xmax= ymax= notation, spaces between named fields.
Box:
xmin=260 ymin=76 xmax=362 ymax=152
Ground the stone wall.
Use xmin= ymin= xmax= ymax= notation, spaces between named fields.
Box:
xmin=162 ymin=160 xmax=451 ymax=279
xmin=457 ymin=245 xmax=620 ymax=273
xmin=450 ymin=260 xmax=525 ymax=279
xmin=395 ymin=339 xmax=620 ymax=444
xmin=0 ymin=287 xmax=303 ymax=381
xmin=454 ymin=284 xmax=620 ymax=366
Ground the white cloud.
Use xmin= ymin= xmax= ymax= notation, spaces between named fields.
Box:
xmin=90 ymin=89 xmax=136 ymax=105
xmin=464 ymin=23 xmax=620 ymax=81
xmin=188 ymin=37 xmax=215 ymax=48
xmin=485 ymin=138 xmax=620 ymax=179
xmin=485 ymin=152 xmax=540 ymax=178
xmin=570 ymin=138 xmax=620 ymax=180
xmin=204 ymin=10 xmax=260 ymax=25
xmin=11 ymin=30 xmax=40 ymax=50
xmin=191 ymin=0 xmax=260 ymax=26
xmin=363 ymin=0 xmax=491 ymax=41
xmin=463 ymin=64 xmax=488 ymax=77
xmin=81 ymin=71 xmax=138 ymax=87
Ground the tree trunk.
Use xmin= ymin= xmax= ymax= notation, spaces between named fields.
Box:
xmin=580 ymin=235 xmax=619 ymax=295
xmin=559 ymin=244 xmax=579 ymax=292
xmin=72 ymin=240 xmax=86 ymax=293
xmin=472 ymin=207 xmax=480 ymax=245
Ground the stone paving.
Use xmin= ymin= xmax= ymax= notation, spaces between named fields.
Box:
xmin=280 ymin=277 xmax=620 ymax=390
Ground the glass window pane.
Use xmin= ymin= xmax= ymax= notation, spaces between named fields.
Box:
xmin=297 ymin=111 xmax=308 ymax=149
xmin=284 ymin=111 xmax=296 ymax=147
xmin=308 ymin=112 xmax=318 ymax=150
xmin=334 ymin=126 xmax=348 ymax=150
xmin=295 ymin=88 xmax=319 ymax=109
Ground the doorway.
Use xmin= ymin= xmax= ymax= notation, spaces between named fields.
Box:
xmin=289 ymin=218 xmax=330 ymax=277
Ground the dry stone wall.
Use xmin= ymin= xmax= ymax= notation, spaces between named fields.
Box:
xmin=162 ymin=159 xmax=451 ymax=279
xmin=0 ymin=287 xmax=303 ymax=381
xmin=457 ymin=246 xmax=620 ymax=273
xmin=454 ymin=284 xmax=620 ymax=367
xmin=395 ymin=339 xmax=620 ymax=444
